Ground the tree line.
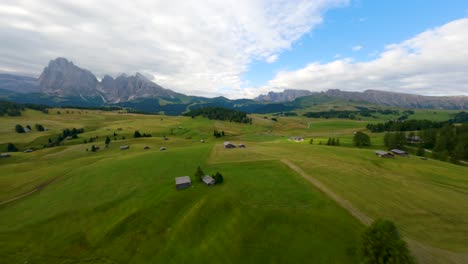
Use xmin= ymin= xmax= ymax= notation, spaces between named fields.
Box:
xmin=382 ymin=123 xmax=468 ymax=164
xmin=367 ymin=112 xmax=468 ymax=133
xmin=303 ymin=107 xmax=403 ymax=120
xmin=184 ymin=107 xmax=252 ymax=124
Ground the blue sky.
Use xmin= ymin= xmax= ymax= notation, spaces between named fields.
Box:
xmin=245 ymin=0 xmax=468 ymax=88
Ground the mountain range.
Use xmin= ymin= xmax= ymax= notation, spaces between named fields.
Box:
xmin=0 ymin=57 xmax=467 ymax=114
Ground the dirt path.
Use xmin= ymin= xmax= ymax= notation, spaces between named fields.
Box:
xmin=281 ymin=159 xmax=468 ymax=264
xmin=0 ymin=176 xmax=59 ymax=206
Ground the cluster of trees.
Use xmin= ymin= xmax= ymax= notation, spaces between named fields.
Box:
xmin=213 ymin=129 xmax=225 ymax=138
xmin=358 ymin=219 xmax=414 ymax=264
xmin=134 ymin=130 xmax=152 ymax=138
xmin=326 ymin=137 xmax=340 ymax=146
xmin=449 ymin=111 xmax=468 ymax=123
xmin=15 ymin=124 xmax=26 ymax=133
xmin=0 ymin=101 xmax=23 ymax=116
xmin=304 ymin=108 xmax=402 ymax=120
xmin=384 ymin=132 xmax=407 ymax=150
xmin=353 ymin=132 xmax=371 ymax=147
xmin=0 ymin=101 xmax=49 ymax=116
xmin=60 ymin=128 xmax=84 ymax=140
xmin=430 ymin=124 xmax=468 ymax=163
xmin=384 ymin=123 xmax=468 ymax=164
xmin=184 ymin=107 xmax=252 ymax=124
xmin=366 ymin=119 xmax=446 ymax=133
xmin=15 ymin=124 xmax=46 ymax=133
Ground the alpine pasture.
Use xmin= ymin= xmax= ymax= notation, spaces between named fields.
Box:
xmin=1 ymin=108 xmax=467 ymax=264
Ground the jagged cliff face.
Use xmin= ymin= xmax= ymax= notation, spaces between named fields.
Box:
xmin=38 ymin=58 xmax=101 ymax=99
xmin=33 ymin=58 xmax=180 ymax=103
xmin=99 ymin=73 xmax=179 ymax=103
xmin=255 ymin=89 xmax=315 ymax=102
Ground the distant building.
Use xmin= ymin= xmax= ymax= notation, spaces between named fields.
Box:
xmin=175 ymin=176 xmax=192 ymax=190
xmin=202 ymin=175 xmax=216 ymax=186
xmin=224 ymin=142 xmax=236 ymax=148
xmin=238 ymin=144 xmax=246 ymax=148
xmin=120 ymin=145 xmax=129 ymax=150
xmin=24 ymin=127 xmax=31 ymax=133
xmin=375 ymin=150 xmax=394 ymax=158
xmin=289 ymin=136 xmax=304 ymax=142
xmin=23 ymin=149 xmax=33 ymax=153
xmin=1 ymin=153 xmax=11 ymax=158
xmin=407 ymin=136 xmax=421 ymax=143
xmin=160 ymin=147 xmax=166 ymax=151
xmin=391 ymin=149 xmax=408 ymax=156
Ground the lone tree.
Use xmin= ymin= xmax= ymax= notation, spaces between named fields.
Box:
xmin=91 ymin=145 xmax=97 ymax=152
xmin=416 ymin=144 xmax=425 ymax=157
xmin=309 ymin=138 xmax=314 ymax=144
xmin=353 ymin=132 xmax=371 ymax=147
xmin=7 ymin=143 xmax=18 ymax=152
xmin=105 ymin=136 xmax=111 ymax=146
xmin=358 ymin=219 xmax=414 ymax=264
xmin=194 ymin=166 xmax=205 ymax=182
xmin=213 ymin=172 xmax=224 ymax=184
xmin=134 ymin=130 xmax=142 ymax=138
xmin=35 ymin=124 xmax=45 ymax=131
xmin=15 ymin=124 xmax=25 ymax=133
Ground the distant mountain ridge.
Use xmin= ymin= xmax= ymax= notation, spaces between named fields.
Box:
xmin=255 ymin=89 xmax=468 ymax=109
xmin=1 ymin=57 xmax=467 ymax=113
xmin=255 ymin=89 xmax=315 ymax=102
xmin=1 ymin=57 xmax=181 ymax=103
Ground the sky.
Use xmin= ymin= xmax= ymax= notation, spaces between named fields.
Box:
xmin=0 ymin=0 xmax=468 ymax=98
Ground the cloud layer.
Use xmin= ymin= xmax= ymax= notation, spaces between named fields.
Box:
xmin=0 ymin=0 xmax=347 ymax=97
xmin=264 ymin=18 xmax=468 ymax=96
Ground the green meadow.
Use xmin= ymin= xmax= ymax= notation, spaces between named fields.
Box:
xmin=1 ymin=109 xmax=467 ymax=263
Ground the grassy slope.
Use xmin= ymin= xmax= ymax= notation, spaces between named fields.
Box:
xmin=209 ymin=141 xmax=468 ymax=253
xmin=1 ymin=108 xmax=467 ymax=263
xmin=0 ymin=111 xmax=363 ymax=263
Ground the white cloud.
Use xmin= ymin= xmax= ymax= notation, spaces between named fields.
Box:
xmin=0 ymin=0 xmax=348 ymax=97
xmin=263 ymin=18 xmax=468 ymax=96
xmin=266 ymin=54 xmax=279 ymax=63
xmin=352 ymin=45 xmax=363 ymax=51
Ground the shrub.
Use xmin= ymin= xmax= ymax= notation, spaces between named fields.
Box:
xmin=194 ymin=166 xmax=205 ymax=182
xmin=7 ymin=143 xmax=18 ymax=152
xmin=358 ymin=219 xmax=414 ymax=264
xmin=353 ymin=132 xmax=371 ymax=147
xmin=213 ymin=172 xmax=224 ymax=184
xmin=15 ymin=124 xmax=25 ymax=133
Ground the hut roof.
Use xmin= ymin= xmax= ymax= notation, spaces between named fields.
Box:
xmin=202 ymin=175 xmax=215 ymax=185
xmin=175 ymin=176 xmax=191 ymax=185
xmin=375 ymin=150 xmax=390 ymax=156
xmin=391 ymin=149 xmax=407 ymax=154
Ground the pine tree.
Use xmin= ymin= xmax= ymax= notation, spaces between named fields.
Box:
xmin=105 ymin=136 xmax=111 ymax=146
xmin=194 ymin=166 xmax=205 ymax=182
xmin=15 ymin=124 xmax=25 ymax=133
xmin=213 ymin=172 xmax=224 ymax=184
xmin=134 ymin=130 xmax=142 ymax=138
xmin=7 ymin=143 xmax=18 ymax=152
xmin=416 ymin=144 xmax=425 ymax=157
